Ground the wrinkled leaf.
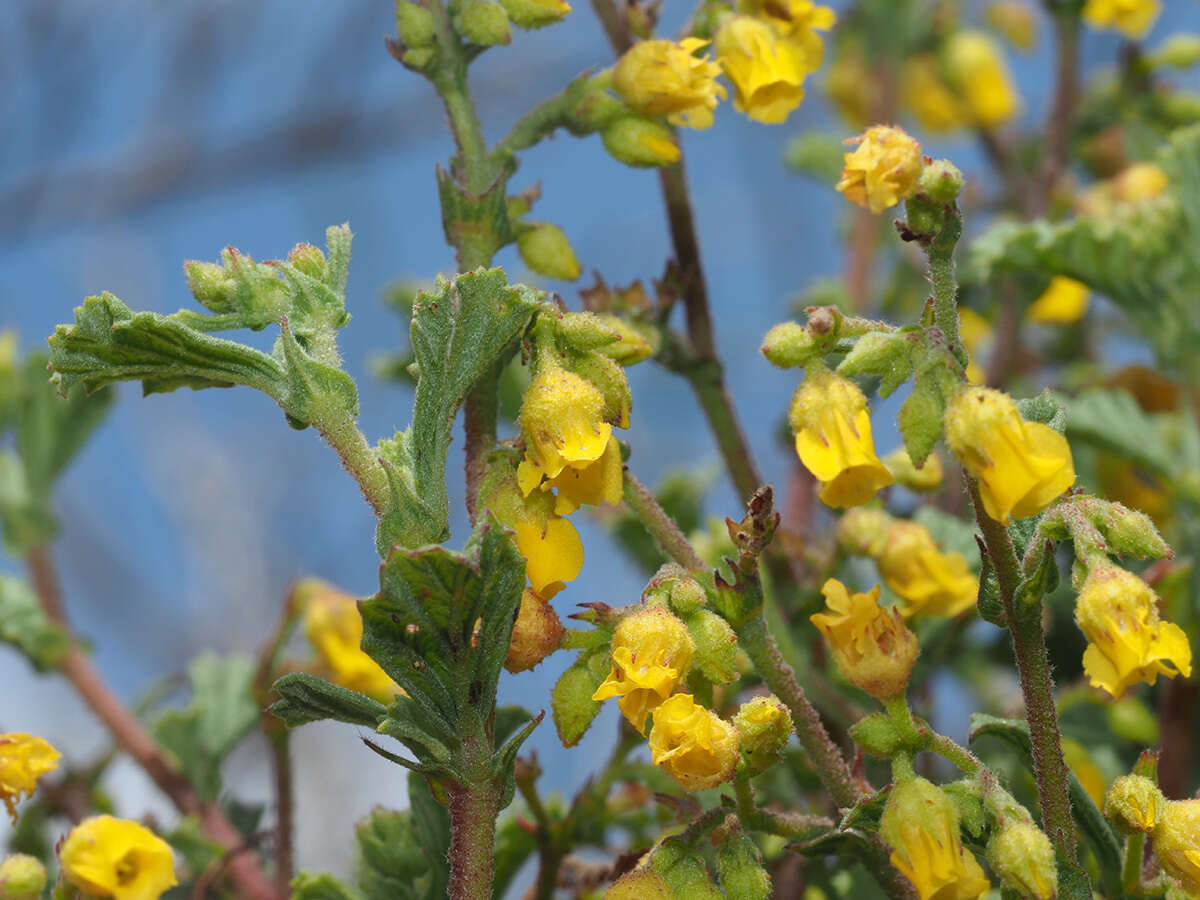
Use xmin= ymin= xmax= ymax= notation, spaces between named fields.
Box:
xmin=270 ymin=672 xmax=389 ymax=729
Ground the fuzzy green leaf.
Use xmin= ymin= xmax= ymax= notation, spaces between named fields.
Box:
xmin=0 ymin=575 xmax=69 ymax=672
xmin=376 ymin=269 xmax=542 ymax=552
xmin=270 ymin=672 xmax=390 ymax=728
xmin=356 ymin=780 xmax=447 ymax=900
xmin=551 ymin=647 xmax=608 ymax=747
xmin=1066 ymin=388 xmax=1178 ymax=479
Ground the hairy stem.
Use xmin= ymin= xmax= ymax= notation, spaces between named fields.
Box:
xmin=622 ymin=468 xmax=707 ymax=571
xmin=314 ymin=409 xmax=389 ymax=517
xmin=447 ymin=779 xmax=502 ymax=900
xmin=26 ymin=547 xmax=280 ymax=900
xmin=968 ymin=480 xmax=1079 ymax=863
xmin=928 ymin=206 xmax=964 ymax=351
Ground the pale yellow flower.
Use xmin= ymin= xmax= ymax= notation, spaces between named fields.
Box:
xmin=1028 ymin=276 xmax=1090 ymax=325
xmin=301 ymin=581 xmax=401 ymax=702
xmin=648 ymin=693 xmax=739 ymax=791
xmin=810 ymin=578 xmax=918 ymax=699
xmin=902 ymin=55 xmax=972 ymax=133
xmin=60 ymin=816 xmax=177 ymax=900
xmin=540 ymin=432 xmax=623 ymax=515
xmin=836 ymin=125 xmax=924 ymax=214
xmin=875 ymin=521 xmax=979 ymax=619
xmin=945 ymin=31 xmax=1021 ymax=128
xmin=1082 ymin=0 xmax=1161 ymax=39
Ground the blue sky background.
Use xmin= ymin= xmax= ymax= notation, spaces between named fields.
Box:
xmin=1 ymin=0 xmax=1196 ymax=886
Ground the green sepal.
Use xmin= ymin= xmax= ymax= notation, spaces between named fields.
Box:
xmin=0 ymin=575 xmax=68 ymax=672
xmin=837 ymin=330 xmax=917 ymax=398
xmin=270 ymin=672 xmax=389 ymax=728
xmin=436 ymin=166 xmax=513 ymax=265
xmin=941 ymin=781 xmax=987 ymax=838
xmin=276 ymin=316 xmax=359 ymax=427
xmin=1016 ymin=391 xmax=1067 ymax=433
xmin=897 ymin=366 xmax=948 ymax=466
xmin=650 ymin=838 xmax=724 ymax=899
xmin=376 ymin=270 xmax=542 ymax=553
xmin=152 ymin=654 xmax=260 ymax=801
xmin=551 ymin=645 xmax=609 ymax=747
xmin=1014 ymin=539 xmax=1059 ymax=608
xmin=976 ymin=548 xmax=1005 ymax=626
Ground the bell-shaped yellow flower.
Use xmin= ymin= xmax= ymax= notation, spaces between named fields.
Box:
xmin=944 ymin=387 xmax=1075 ymax=523
xmin=301 ymin=580 xmax=401 ymax=702
xmin=1074 ymin=565 xmax=1192 ymax=698
xmin=0 ymin=733 xmax=60 ymax=824
xmin=881 ymin=778 xmax=991 ymax=900
xmin=647 ymin=693 xmax=739 ymax=792
xmin=541 ymin=432 xmax=623 ymax=514
xmin=739 ymin=0 xmax=834 ymax=68
xmin=612 ymin=38 xmax=726 ymax=130
xmin=836 ymin=125 xmax=924 ymax=214
xmin=715 ymin=16 xmax=808 ymax=125
xmin=1152 ymin=799 xmax=1200 ymax=896
xmin=810 ymin=578 xmax=919 ymax=700
xmin=519 ymin=368 xmax=613 ymax=485
xmin=789 ymin=369 xmax=894 ymax=507
xmin=592 ymin=606 xmax=695 ymax=734
xmin=875 ymin=521 xmax=979 ymax=618
xmin=1027 ymin=276 xmax=1090 ymax=325
xmin=60 ymin=816 xmax=178 ymax=900
xmin=1082 ymin=0 xmax=1161 ymax=39
xmin=945 ymin=31 xmax=1021 ymax=128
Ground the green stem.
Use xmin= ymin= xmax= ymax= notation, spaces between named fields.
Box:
xmin=928 ymin=206 xmax=964 ymax=351
xmin=622 ymin=469 xmax=707 ymax=571
xmin=1121 ymin=831 xmax=1145 ymax=895
xmin=447 ymin=777 xmax=502 ymax=900
xmin=968 ymin=478 xmax=1080 ymax=865
xmin=682 ymin=358 xmax=765 ymax=503
xmin=738 ymin=615 xmax=860 ymax=810
xmin=883 ymin=696 xmax=924 ymax=749
xmin=313 ymin=409 xmax=390 ymax=517
xmin=926 ymin=732 xmax=984 ymax=777
xmin=493 ymin=84 xmax=582 ymax=159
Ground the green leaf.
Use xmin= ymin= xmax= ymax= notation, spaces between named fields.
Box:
xmin=360 ymin=519 xmax=526 ymax=769
xmin=152 ymin=654 xmax=260 ymax=801
xmin=1066 ymin=389 xmax=1178 ymax=479
xmin=292 ymin=873 xmax=364 ymax=900
xmin=551 ymin=647 xmax=609 ymax=747
xmin=897 ymin=371 xmax=946 ymax=466
xmin=0 ymin=575 xmax=69 ymax=672
xmin=376 ymin=269 xmax=542 ymax=552
xmin=270 ymin=672 xmax=389 ymax=728
xmin=356 ymin=776 xmax=449 ymax=900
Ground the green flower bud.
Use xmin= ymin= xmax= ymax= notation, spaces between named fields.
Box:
xmin=601 ymin=117 xmax=681 ymax=168
xmin=848 ymin=712 xmax=904 ymax=757
xmin=669 ymin=576 xmax=707 ymax=615
xmin=1106 ymin=695 xmax=1160 ymax=745
xmin=918 ymin=159 xmax=965 ymax=204
xmin=558 ymin=311 xmax=624 ymax=351
xmin=987 ymin=821 xmax=1058 ymax=899
xmin=1151 ymin=34 xmax=1200 ymax=69
xmin=518 ymin=222 xmax=581 ymax=281
xmin=498 ymin=0 xmax=570 ymax=29
xmin=288 ymin=242 xmax=327 ymax=280
xmin=733 ymin=695 xmax=792 ymax=774
xmin=605 ymin=867 xmax=673 ymax=899
xmin=567 ymin=350 xmax=631 ymax=428
xmin=1088 ymin=501 xmax=1171 ymax=560
xmin=685 ymin=609 xmax=738 ymax=685
xmin=651 ymin=838 xmax=724 ymax=900
xmin=591 ymin=314 xmax=655 ymax=365
xmin=452 ymin=0 xmax=511 ymax=46
xmin=716 ymin=832 xmax=771 ymax=900
xmin=903 ymin=195 xmax=943 ymax=238
xmin=837 ymin=331 xmax=915 ymax=397
xmin=183 ymin=260 xmax=236 ymax=313
xmin=1105 ymin=774 xmax=1165 ymax=834
xmin=0 ymin=854 xmax=48 ymax=900
xmin=396 ymin=1 xmax=436 ymax=47
xmin=760 ymin=322 xmax=816 ymax=369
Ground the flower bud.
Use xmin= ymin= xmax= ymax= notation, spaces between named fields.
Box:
xmin=0 ymin=854 xmax=47 ymax=900
xmin=590 ymin=314 xmax=656 ymax=365
xmin=505 ymin=587 xmax=565 ymax=673
xmin=669 ymin=575 xmax=707 ymax=615
xmin=612 ymin=38 xmax=726 ymax=130
xmin=396 ymin=1 xmax=436 ymax=46
xmin=1104 ymin=774 xmax=1164 ymax=834
xmin=716 ymin=832 xmax=771 ymax=900
xmin=836 ymin=507 xmax=891 ymax=556
xmin=848 ymin=712 xmax=904 ymax=757
xmin=592 ymin=606 xmax=695 ymax=733
xmin=499 ymin=0 xmax=570 ymax=29
xmin=733 ymin=695 xmax=793 ymax=774
xmin=1090 ymin=499 xmax=1171 ymax=560
xmin=1152 ymin=799 xmax=1200 ymax=895
xmin=987 ymin=821 xmax=1057 ymax=899
xmin=944 ymin=387 xmax=1074 ymax=523
xmin=684 ymin=609 xmax=738 ymax=684
xmin=648 ymin=694 xmax=739 ymax=791
xmin=518 ymin=223 xmax=581 ymax=281
xmin=761 ymin=322 xmax=817 ymax=369
xmin=601 ymin=117 xmax=681 ymax=168
xmin=883 ymin=448 xmax=943 ymax=492
xmin=183 ymin=260 xmax=236 ymax=313
xmin=1153 ymin=33 xmax=1200 ymax=69
xmin=287 ymin=242 xmax=327 ymax=280
xmin=452 ymin=0 xmax=511 ymax=46
xmin=605 ymin=867 xmax=673 ymax=899
xmin=917 ymin=159 xmax=965 ymax=204
xmin=835 ymin=125 xmax=923 ymax=214
xmin=810 ymin=578 xmax=918 ymax=700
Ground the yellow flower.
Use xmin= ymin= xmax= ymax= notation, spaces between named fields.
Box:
xmin=1152 ymin=799 xmax=1200 ymax=895
xmin=60 ymin=816 xmax=178 ymax=900
xmin=1027 ymin=276 xmax=1090 ymax=325
xmin=875 ymin=521 xmax=979 ymax=618
xmin=883 ymin=447 xmax=943 ymax=492
xmin=957 ymin=307 xmax=992 ymax=385
xmin=739 ymin=0 xmax=834 ymax=68
xmin=715 ymin=16 xmax=808 ymax=125
xmin=647 ymin=693 xmax=739 ymax=791
xmin=519 ymin=368 xmax=613 ymax=486
xmin=945 ymin=31 xmax=1021 ymax=128
xmin=301 ymin=581 xmax=401 ymax=702
xmin=881 ymin=778 xmax=991 ymax=900
xmin=0 ymin=733 xmax=60 ymax=823
xmin=1074 ymin=565 xmax=1192 ymax=698
xmin=732 ymin=695 xmax=793 ymax=773
xmin=505 ymin=585 xmax=565 ymax=673
xmin=944 ymin=387 xmax=1075 ymax=523
xmin=612 ymin=38 xmax=726 ymax=130
xmin=1104 ymin=774 xmax=1163 ymax=833
xmin=541 ymin=432 xmax=623 ymax=515
xmin=592 ymin=606 xmax=695 ymax=734
xmin=1113 ymin=162 xmax=1169 ymax=202
xmin=986 ymin=2 xmax=1038 ymax=51
xmin=810 ymin=578 xmax=919 ymax=699
xmin=789 ymin=369 xmax=894 ymax=507
xmin=901 ymin=56 xmax=972 ymax=134
xmin=1082 ymin=0 xmax=1161 ymax=39
xmin=836 ymin=125 xmax=924 ymax=214
xmin=511 ymin=512 xmax=584 ymax=594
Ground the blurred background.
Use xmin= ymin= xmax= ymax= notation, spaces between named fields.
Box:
xmin=0 ymin=0 xmax=1195 ymax=888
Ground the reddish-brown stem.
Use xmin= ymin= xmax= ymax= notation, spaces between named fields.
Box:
xmin=26 ymin=547 xmax=280 ymax=900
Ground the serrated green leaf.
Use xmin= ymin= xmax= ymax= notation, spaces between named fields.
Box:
xmin=291 ymin=873 xmax=364 ymax=900
xmin=356 ymin=801 xmax=443 ymax=900
xmin=360 ymin=520 xmax=526 ymax=768
xmin=1066 ymin=389 xmax=1177 ymax=479
xmin=376 ymin=270 xmax=542 ymax=552
xmin=0 ymin=574 xmax=69 ymax=671
xmin=270 ymin=672 xmax=389 ymax=728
